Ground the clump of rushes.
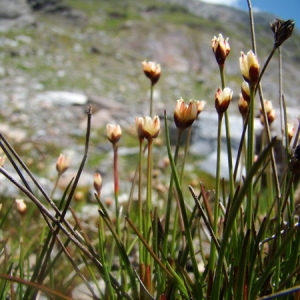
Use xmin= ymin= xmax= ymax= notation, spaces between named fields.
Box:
xmin=142 ymin=61 xmax=161 ymax=117
xmin=135 ymin=115 xmax=160 ymax=297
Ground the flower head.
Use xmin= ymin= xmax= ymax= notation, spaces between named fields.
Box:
xmin=56 ymin=154 xmax=70 ymax=175
xmin=197 ymin=100 xmax=206 ymax=116
xmin=15 ymin=199 xmax=27 ymax=215
xmin=94 ymin=171 xmax=102 ymax=197
xmin=260 ymin=100 xmax=276 ymax=125
xmin=239 ymin=51 xmax=260 ymax=84
xmin=135 ymin=116 xmax=160 ymax=140
xmin=212 ymin=34 xmax=230 ymax=66
xmin=142 ymin=61 xmax=161 ymax=85
xmin=241 ymin=81 xmax=250 ymax=102
xmin=174 ymin=98 xmax=198 ymax=129
xmin=215 ymin=87 xmax=233 ymax=115
xmin=107 ymin=124 xmax=122 ymax=144
xmin=238 ymin=94 xmax=249 ymax=117
xmin=0 ymin=156 xmax=5 ymax=167
xmin=287 ymin=123 xmax=295 ymax=143
xmin=270 ymin=18 xmax=295 ymax=47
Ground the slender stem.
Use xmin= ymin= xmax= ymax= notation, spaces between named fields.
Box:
xmin=246 ymin=84 xmax=255 ymax=230
xmin=138 ymin=140 xmax=144 ymax=266
xmin=162 ymin=128 xmax=183 ymax=259
xmin=209 ymin=113 xmax=223 ymax=269
xmin=113 ymin=142 xmax=120 ymax=224
xmin=219 ymin=64 xmax=236 ymax=243
xmin=150 ymin=83 xmax=154 ymax=117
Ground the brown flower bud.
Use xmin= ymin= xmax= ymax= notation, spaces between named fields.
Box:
xmin=174 ymin=98 xmax=198 ymax=129
xmin=239 ymin=51 xmax=260 ymax=84
xmin=215 ymin=87 xmax=233 ymax=115
xmin=135 ymin=116 xmax=160 ymax=140
xmin=241 ymin=81 xmax=250 ymax=102
xmin=238 ymin=94 xmax=249 ymax=117
xmin=212 ymin=34 xmax=230 ymax=66
xmin=287 ymin=123 xmax=295 ymax=143
xmin=197 ymin=100 xmax=206 ymax=116
xmin=56 ymin=154 xmax=70 ymax=175
xmin=94 ymin=171 xmax=102 ymax=196
xmin=142 ymin=61 xmax=161 ymax=85
xmin=107 ymin=124 xmax=122 ymax=144
xmin=15 ymin=199 xmax=27 ymax=215
xmin=0 ymin=156 xmax=5 ymax=167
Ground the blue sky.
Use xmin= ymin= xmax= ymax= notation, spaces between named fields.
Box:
xmin=200 ymin=0 xmax=299 ymax=29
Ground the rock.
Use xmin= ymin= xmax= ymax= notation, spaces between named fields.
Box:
xmin=35 ymin=91 xmax=88 ymax=106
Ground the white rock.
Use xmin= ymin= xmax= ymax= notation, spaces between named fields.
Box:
xmin=35 ymin=91 xmax=88 ymax=106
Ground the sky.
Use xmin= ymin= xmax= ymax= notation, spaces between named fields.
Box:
xmin=200 ymin=0 xmax=299 ymax=29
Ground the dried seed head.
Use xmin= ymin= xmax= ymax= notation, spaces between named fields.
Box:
xmin=270 ymin=19 xmax=295 ymax=48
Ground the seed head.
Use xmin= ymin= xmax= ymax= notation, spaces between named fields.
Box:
xmin=270 ymin=19 xmax=295 ymax=48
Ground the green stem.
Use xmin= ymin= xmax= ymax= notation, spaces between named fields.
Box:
xmin=219 ymin=64 xmax=236 ymax=243
xmin=246 ymin=84 xmax=255 ymax=230
xmin=138 ymin=140 xmax=144 ymax=266
xmin=162 ymin=129 xmax=183 ymax=259
xmin=142 ymin=138 xmax=153 ymax=296
xmin=150 ymin=83 xmax=154 ymax=117
xmin=209 ymin=113 xmax=223 ymax=270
